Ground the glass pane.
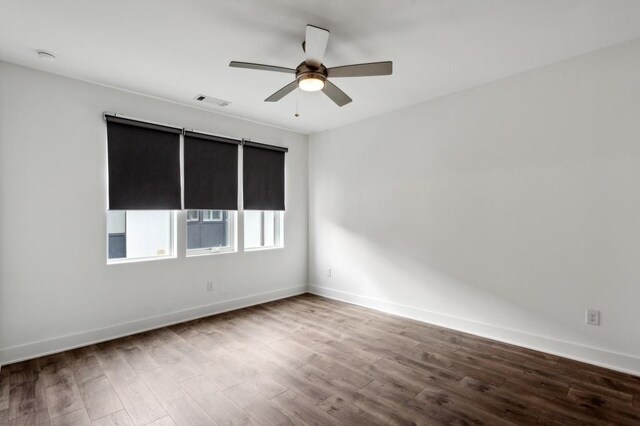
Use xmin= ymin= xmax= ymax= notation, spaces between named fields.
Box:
xmin=126 ymin=211 xmax=172 ymax=258
xmin=202 ymin=210 xmax=223 ymax=222
xmin=107 ymin=211 xmax=126 ymax=259
xmin=187 ymin=210 xmax=199 ymax=222
xmin=188 ymin=210 xmax=231 ymax=250
xmin=108 ymin=210 xmax=172 ymax=260
xmin=244 ymin=210 xmax=262 ymax=249
xmin=263 ymin=211 xmax=275 ymax=246
xmin=244 ymin=210 xmax=282 ymax=249
xmin=107 ymin=210 xmax=126 ymax=234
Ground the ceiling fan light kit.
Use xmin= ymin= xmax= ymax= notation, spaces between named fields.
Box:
xmin=298 ymin=74 xmax=325 ymax=92
xmin=229 ymin=24 xmax=392 ymax=107
xmin=296 ymin=62 xmax=326 ymax=92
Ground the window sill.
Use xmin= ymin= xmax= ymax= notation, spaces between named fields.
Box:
xmin=243 ymin=245 xmax=284 ymax=252
xmin=186 ymin=248 xmax=236 ymax=258
xmin=107 ymin=254 xmax=177 ymax=265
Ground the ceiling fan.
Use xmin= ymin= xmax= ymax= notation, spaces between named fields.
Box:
xmin=229 ymin=25 xmax=393 ymax=107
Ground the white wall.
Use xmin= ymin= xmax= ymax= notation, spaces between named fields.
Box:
xmin=0 ymin=61 xmax=308 ymax=364
xmin=309 ymin=39 xmax=640 ymax=375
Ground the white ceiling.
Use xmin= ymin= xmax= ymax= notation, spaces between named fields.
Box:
xmin=2 ymin=0 xmax=640 ymax=134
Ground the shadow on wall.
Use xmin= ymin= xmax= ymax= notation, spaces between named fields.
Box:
xmin=319 ymin=219 xmax=562 ymax=328
xmin=312 ymin=155 xmax=639 ymax=358
xmin=309 ymin=39 xmax=640 ymax=363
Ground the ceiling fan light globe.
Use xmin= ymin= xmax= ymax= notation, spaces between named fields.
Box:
xmin=298 ymin=76 xmax=325 ymax=92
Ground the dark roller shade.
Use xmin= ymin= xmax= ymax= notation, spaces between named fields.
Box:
xmin=184 ymin=131 xmax=240 ymax=210
xmin=107 ymin=116 xmax=181 ymax=210
xmin=243 ymin=141 xmax=287 ymax=211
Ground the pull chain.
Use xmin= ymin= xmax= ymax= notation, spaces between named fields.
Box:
xmin=294 ymin=88 xmax=300 ymax=118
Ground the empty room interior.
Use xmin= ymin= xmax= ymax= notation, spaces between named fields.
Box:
xmin=2 ymin=1 xmax=640 ymax=425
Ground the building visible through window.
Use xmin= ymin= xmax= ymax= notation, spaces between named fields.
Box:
xmin=187 ymin=210 xmax=234 ymax=254
xmin=202 ymin=210 xmax=223 ymax=222
xmin=187 ymin=210 xmax=199 ymax=222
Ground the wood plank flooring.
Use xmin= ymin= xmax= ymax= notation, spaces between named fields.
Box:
xmin=1 ymin=294 xmax=639 ymax=425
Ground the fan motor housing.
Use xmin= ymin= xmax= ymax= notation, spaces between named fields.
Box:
xmin=296 ymin=62 xmax=327 ymax=86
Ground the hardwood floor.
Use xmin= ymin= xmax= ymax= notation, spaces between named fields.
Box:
xmin=1 ymin=294 xmax=639 ymax=425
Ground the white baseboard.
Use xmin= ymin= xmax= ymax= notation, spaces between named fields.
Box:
xmin=0 ymin=285 xmax=306 ymax=366
xmin=308 ymin=285 xmax=640 ymax=377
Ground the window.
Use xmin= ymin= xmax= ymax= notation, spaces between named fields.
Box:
xmin=244 ymin=211 xmax=283 ymax=250
xmin=105 ymin=116 xmax=289 ymax=262
xmin=187 ymin=210 xmax=236 ymax=255
xmin=187 ymin=210 xmax=199 ymax=222
xmin=107 ymin=211 xmax=175 ymax=263
xmin=202 ymin=210 xmax=223 ymax=222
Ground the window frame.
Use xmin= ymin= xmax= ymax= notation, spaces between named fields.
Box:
xmin=186 ymin=210 xmax=200 ymax=222
xmin=107 ymin=210 xmax=177 ymax=265
xmin=202 ymin=210 xmax=223 ymax=222
xmin=186 ymin=210 xmax=237 ymax=257
xmin=244 ymin=210 xmax=284 ymax=251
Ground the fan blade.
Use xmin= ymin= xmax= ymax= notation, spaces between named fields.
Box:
xmin=265 ymin=81 xmax=298 ymax=102
xmin=327 ymin=61 xmax=393 ymax=78
xmin=304 ymin=25 xmax=329 ymax=68
xmin=322 ymin=81 xmax=352 ymax=107
xmin=229 ymin=61 xmax=295 ymax=74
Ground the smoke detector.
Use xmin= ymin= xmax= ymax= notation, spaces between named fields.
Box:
xmin=194 ymin=94 xmax=230 ymax=107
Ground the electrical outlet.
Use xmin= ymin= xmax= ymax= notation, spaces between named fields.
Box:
xmin=326 ymin=268 xmax=332 ymax=278
xmin=206 ymin=281 xmax=214 ymax=292
xmin=586 ymin=309 xmax=600 ymax=326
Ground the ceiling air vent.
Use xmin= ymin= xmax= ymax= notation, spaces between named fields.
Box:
xmin=194 ymin=94 xmax=231 ymax=107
